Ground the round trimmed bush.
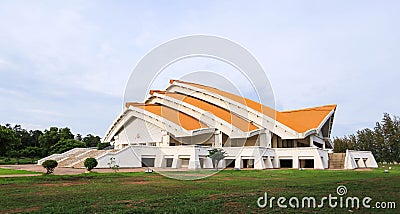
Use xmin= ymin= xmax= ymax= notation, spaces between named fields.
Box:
xmin=42 ymin=160 xmax=58 ymax=174
xmin=84 ymin=157 xmax=98 ymax=171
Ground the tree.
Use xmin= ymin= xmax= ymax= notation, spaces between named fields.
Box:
xmin=0 ymin=125 xmax=21 ymax=156
xmin=39 ymin=127 xmax=76 ymax=155
xmin=83 ymin=134 xmax=101 ymax=147
xmin=21 ymin=146 xmax=43 ymax=163
xmin=75 ymin=134 xmax=83 ymax=141
xmin=97 ymin=142 xmax=111 ymax=150
xmin=42 ymin=160 xmax=58 ymax=174
xmin=13 ymin=125 xmax=31 ymax=148
xmin=207 ymin=148 xmax=227 ymax=170
xmin=49 ymin=139 xmax=86 ymax=154
xmin=334 ymin=113 xmax=400 ymax=163
xmin=39 ymin=127 xmax=60 ymax=156
xmin=58 ymin=127 xmax=74 ymax=140
xmin=333 ymin=136 xmax=354 ymax=153
xmin=84 ymin=158 xmax=98 ymax=172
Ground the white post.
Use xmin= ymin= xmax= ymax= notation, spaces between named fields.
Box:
xmin=310 ymin=136 xmax=314 ymax=147
xmin=171 ymin=154 xmax=182 ymax=169
xmin=234 ymin=156 xmax=242 ymax=169
xmin=258 ymin=130 xmax=271 ymax=148
xmin=292 ymin=157 xmax=299 ymax=169
xmin=161 ymin=130 xmax=170 ymax=147
xmin=264 ymin=156 xmax=273 ymax=168
xmin=203 ymin=157 xmax=214 ymax=168
xmin=213 ymin=130 xmax=223 ymax=148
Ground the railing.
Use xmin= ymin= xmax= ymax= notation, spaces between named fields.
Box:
xmin=37 ymin=148 xmax=90 ymax=165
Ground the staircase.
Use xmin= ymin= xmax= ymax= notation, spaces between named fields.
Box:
xmin=329 ymin=153 xmax=346 ymax=169
xmin=71 ymin=150 xmax=109 ymax=168
xmin=37 ymin=148 xmax=90 ymax=165
xmin=57 ymin=149 xmax=94 ymax=167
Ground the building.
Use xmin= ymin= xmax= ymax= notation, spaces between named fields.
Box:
xmin=38 ymin=80 xmax=378 ymax=170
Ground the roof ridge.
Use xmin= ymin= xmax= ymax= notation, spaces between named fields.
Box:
xmin=279 ymin=104 xmax=337 ymax=113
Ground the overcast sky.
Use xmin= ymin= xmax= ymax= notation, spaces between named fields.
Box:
xmin=0 ymin=0 xmax=399 ymax=138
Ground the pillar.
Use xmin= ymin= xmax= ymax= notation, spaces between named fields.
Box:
xmin=213 ymin=130 xmax=222 ymax=148
xmin=161 ymin=130 xmax=170 ymax=147
xmin=171 ymin=154 xmax=182 ymax=169
xmin=264 ymin=156 xmax=273 ymax=168
xmin=234 ymin=156 xmax=242 ymax=169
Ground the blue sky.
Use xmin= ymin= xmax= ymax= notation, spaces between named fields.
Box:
xmin=0 ymin=0 xmax=399 ymax=137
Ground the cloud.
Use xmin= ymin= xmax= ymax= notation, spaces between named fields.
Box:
xmin=0 ymin=0 xmax=399 ymax=137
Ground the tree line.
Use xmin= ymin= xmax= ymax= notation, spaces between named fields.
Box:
xmin=333 ymin=113 xmax=400 ymax=163
xmin=0 ymin=124 xmax=106 ymax=163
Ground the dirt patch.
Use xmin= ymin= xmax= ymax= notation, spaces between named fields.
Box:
xmin=224 ymin=201 xmax=242 ymax=208
xmin=124 ymin=181 xmax=151 ymax=185
xmin=113 ymin=199 xmax=146 ymax=208
xmin=219 ymin=177 xmax=234 ymax=181
xmin=33 ymin=181 xmax=88 ymax=187
xmin=2 ymin=206 xmax=40 ymax=213
xmin=90 ymin=202 xmax=100 ymax=209
xmin=354 ymin=168 xmax=373 ymax=171
xmin=336 ymin=181 xmax=349 ymax=185
xmin=118 ymin=177 xmax=153 ymax=185
xmin=369 ymin=177 xmax=384 ymax=182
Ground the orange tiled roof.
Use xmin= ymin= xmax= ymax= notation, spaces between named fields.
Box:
xmin=170 ymin=80 xmax=336 ymax=133
xmin=127 ymin=103 xmax=207 ymax=131
xmin=162 ymin=92 xmax=259 ymax=132
xmin=277 ymin=105 xmax=336 ymax=133
xmin=170 ymin=80 xmax=277 ymax=118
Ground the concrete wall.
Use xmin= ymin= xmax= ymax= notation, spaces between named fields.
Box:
xmin=114 ymin=118 xmax=163 ymax=148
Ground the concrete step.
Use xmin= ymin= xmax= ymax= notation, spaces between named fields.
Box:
xmin=328 ymin=153 xmax=345 ymax=169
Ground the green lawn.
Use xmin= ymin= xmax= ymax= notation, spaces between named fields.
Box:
xmin=0 ymin=157 xmax=39 ymax=165
xmin=0 ymin=166 xmax=399 ymax=213
xmin=0 ymin=168 xmax=41 ymax=175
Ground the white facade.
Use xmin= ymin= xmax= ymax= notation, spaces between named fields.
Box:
xmin=94 ymin=80 xmax=378 ymax=170
xmin=39 ymin=80 xmax=378 ymax=170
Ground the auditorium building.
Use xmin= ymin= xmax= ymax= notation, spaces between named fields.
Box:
xmin=39 ymin=80 xmax=378 ymax=170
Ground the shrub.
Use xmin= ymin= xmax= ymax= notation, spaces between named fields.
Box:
xmin=97 ymin=142 xmax=111 ymax=150
xmin=42 ymin=160 xmax=58 ymax=174
xmin=107 ymin=157 xmax=119 ymax=173
xmin=84 ymin=157 xmax=98 ymax=171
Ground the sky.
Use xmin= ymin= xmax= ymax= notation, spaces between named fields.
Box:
xmin=0 ymin=0 xmax=399 ymax=138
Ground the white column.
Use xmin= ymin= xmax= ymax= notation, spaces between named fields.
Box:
xmin=213 ymin=130 xmax=223 ymax=148
xmin=264 ymin=156 xmax=273 ymax=168
xmin=203 ymin=157 xmax=214 ymax=168
xmin=292 ymin=157 xmax=299 ymax=169
xmin=258 ymin=130 xmax=271 ymax=148
xmin=188 ymin=154 xmax=201 ymax=169
xmin=171 ymin=154 xmax=182 ymax=168
xmin=310 ymin=136 xmax=314 ymax=147
xmin=217 ymin=159 xmax=226 ymax=169
xmin=234 ymin=156 xmax=242 ymax=169
xmin=161 ymin=130 xmax=170 ymax=147
xmin=253 ymin=149 xmax=266 ymax=169
xmin=188 ymin=147 xmax=201 ymax=169
xmin=313 ymin=157 xmax=325 ymax=169
xmin=254 ymin=157 xmax=266 ymax=169
xmin=357 ymin=158 xmax=366 ymax=168
xmin=154 ymin=153 xmax=164 ymax=168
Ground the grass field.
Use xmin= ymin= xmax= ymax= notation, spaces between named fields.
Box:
xmin=0 ymin=157 xmax=38 ymax=165
xmin=0 ymin=165 xmax=399 ymax=213
xmin=0 ymin=168 xmax=41 ymax=175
